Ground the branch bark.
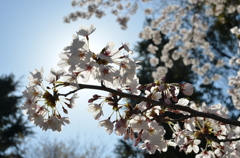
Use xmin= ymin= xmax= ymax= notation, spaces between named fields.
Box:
xmin=58 ymin=83 xmax=240 ymax=127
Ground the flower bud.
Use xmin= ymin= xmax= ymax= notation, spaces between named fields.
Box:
xmin=158 ymin=84 xmax=165 ymax=92
xmin=88 ymin=98 xmax=95 ymax=103
xmin=182 ymin=83 xmax=194 ymax=96
xmin=93 ymin=94 xmax=100 ymax=99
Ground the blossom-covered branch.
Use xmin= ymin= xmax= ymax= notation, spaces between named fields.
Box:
xmin=22 ymin=24 xmax=240 ymax=157
xmin=58 ymin=82 xmax=240 ymax=127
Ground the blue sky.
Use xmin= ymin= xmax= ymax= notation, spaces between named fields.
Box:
xmin=0 ymin=1 xmax=145 ymax=156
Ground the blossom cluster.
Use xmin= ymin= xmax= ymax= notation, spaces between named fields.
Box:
xmin=65 ymin=0 xmax=240 ymax=110
xmin=22 ymin=24 xmax=139 ymax=132
xmin=22 ymin=68 xmax=78 ymax=132
xmin=22 ymin=25 xmax=240 ymax=157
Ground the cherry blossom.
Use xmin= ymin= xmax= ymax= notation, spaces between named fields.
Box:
xmin=22 ymin=24 xmax=240 ymax=157
xmin=22 ymin=68 xmax=79 ymax=132
xmin=196 ymin=149 xmax=214 ymax=158
xmin=181 ymin=83 xmax=194 ymax=96
xmin=129 ymin=114 xmax=148 ymax=132
xmin=87 ymin=103 xmax=103 ymax=119
xmin=185 ymin=139 xmax=201 ymax=154
xmin=98 ymin=119 xmax=114 ymax=134
xmin=76 ymin=24 xmax=96 ymax=40
xmin=28 ymin=67 xmax=44 ymax=86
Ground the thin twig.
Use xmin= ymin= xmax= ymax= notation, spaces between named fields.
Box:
xmin=158 ymin=115 xmax=194 ymax=123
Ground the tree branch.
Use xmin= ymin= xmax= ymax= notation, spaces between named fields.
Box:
xmin=58 ymin=83 xmax=240 ymax=127
xmin=156 ymin=115 xmax=194 ymax=123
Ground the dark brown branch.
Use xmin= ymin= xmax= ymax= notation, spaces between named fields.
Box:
xmin=58 ymin=87 xmax=79 ymax=97
xmin=58 ymin=83 xmax=240 ymax=127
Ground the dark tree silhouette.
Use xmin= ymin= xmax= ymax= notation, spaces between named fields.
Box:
xmin=0 ymin=74 xmax=33 ymax=158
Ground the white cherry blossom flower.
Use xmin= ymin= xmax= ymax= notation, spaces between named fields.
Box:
xmin=22 ymin=86 xmax=42 ymax=102
xmin=196 ymin=149 xmax=214 ymax=158
xmin=140 ymin=134 xmax=168 ymax=154
xmin=141 ymin=121 xmax=165 ymax=141
xmin=146 ymin=106 xmax=161 ymax=119
xmin=97 ymin=65 xmax=119 ymax=83
xmin=27 ymin=106 xmax=46 ymax=124
xmin=172 ymin=50 xmax=180 ymax=60
xmin=77 ymin=61 xmax=97 ymax=82
xmin=129 ymin=114 xmax=148 ymax=132
xmin=172 ymin=123 xmax=192 ymax=146
xmin=50 ymin=68 xmax=65 ymax=77
xmin=98 ymin=119 xmax=113 ymax=134
xmin=64 ymin=35 xmax=88 ymax=54
xmin=152 ymin=31 xmax=162 ymax=45
xmin=139 ymin=141 xmax=158 ymax=154
xmin=177 ymin=98 xmax=189 ymax=106
xmin=139 ymin=26 xmax=153 ymax=40
xmin=45 ymin=68 xmax=66 ymax=84
xmin=98 ymin=42 xmax=121 ymax=63
xmin=149 ymin=57 xmax=159 ymax=66
xmin=42 ymin=116 xmax=70 ymax=132
xmin=138 ymin=101 xmax=148 ymax=111
xmin=77 ymin=24 xmax=96 ymax=38
xmin=28 ymin=68 xmax=44 ymax=86
xmin=119 ymin=42 xmax=133 ymax=54
xmin=186 ymin=139 xmax=201 ymax=154
xmin=147 ymin=44 xmax=158 ymax=54
xmin=119 ymin=57 xmax=139 ymax=83
xmin=87 ymin=103 xmax=103 ymax=119
xmin=184 ymin=118 xmax=195 ymax=131
xmin=125 ymin=77 xmax=141 ymax=95
xmin=115 ymin=126 xmax=127 ymax=136
xmin=57 ymin=53 xmax=70 ymax=68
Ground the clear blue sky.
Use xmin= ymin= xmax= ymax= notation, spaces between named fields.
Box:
xmin=0 ymin=1 xmax=145 ymax=156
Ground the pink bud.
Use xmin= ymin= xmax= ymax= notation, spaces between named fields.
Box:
xmin=130 ymin=131 xmax=135 ymax=140
xmin=182 ymin=83 xmax=194 ymax=96
xmin=161 ymin=77 xmax=166 ymax=82
xmin=146 ymin=142 xmax=151 ymax=151
xmin=164 ymin=98 xmax=171 ymax=104
xmin=121 ymin=118 xmax=127 ymax=128
xmin=158 ymin=84 xmax=165 ymax=92
xmin=62 ymin=107 xmax=68 ymax=114
xmin=134 ymin=138 xmax=140 ymax=147
xmin=64 ymin=102 xmax=73 ymax=108
xmin=138 ymin=85 xmax=144 ymax=90
xmin=93 ymin=94 xmax=100 ymax=99
xmin=115 ymin=121 xmax=122 ymax=129
xmin=88 ymin=98 xmax=95 ymax=103
xmin=172 ymin=96 xmax=178 ymax=102
xmin=124 ymin=133 xmax=129 ymax=140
